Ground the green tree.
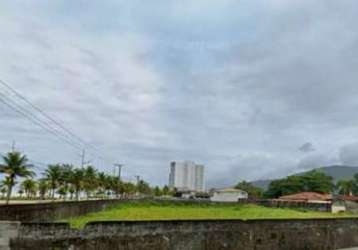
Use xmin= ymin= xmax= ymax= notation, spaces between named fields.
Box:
xmin=153 ymin=186 xmax=162 ymax=196
xmin=96 ymin=172 xmax=108 ymax=198
xmin=0 ymin=151 xmax=35 ymax=204
xmin=235 ymin=181 xmax=263 ymax=198
xmin=122 ymin=182 xmax=137 ymax=197
xmin=58 ymin=164 xmax=73 ymax=200
xmin=302 ymin=170 xmax=333 ymax=193
xmin=57 ymin=186 xmax=68 ymax=200
xmin=352 ymin=174 xmax=358 ymax=195
xmin=337 ymin=179 xmax=355 ymax=196
xmin=18 ymin=189 xmax=24 ymax=198
xmin=59 ymin=164 xmax=73 ymax=185
xmin=137 ymin=180 xmax=151 ymax=195
xmin=68 ymin=186 xmax=75 ymax=200
xmin=265 ymin=170 xmax=334 ymax=198
xmin=0 ymin=179 xmax=8 ymax=199
xmin=44 ymin=164 xmax=62 ymax=200
xmin=107 ymin=176 xmax=123 ymax=198
xmin=68 ymin=168 xmax=84 ymax=200
xmin=162 ymin=185 xmax=170 ymax=196
xmin=83 ymin=166 xmax=98 ymax=198
xmin=21 ymin=179 xmax=37 ymax=198
xmin=38 ymin=179 xmax=49 ymax=200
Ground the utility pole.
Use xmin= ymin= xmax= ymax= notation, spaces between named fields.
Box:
xmin=114 ymin=164 xmax=124 ymax=181
xmin=81 ymin=149 xmax=85 ymax=168
xmin=80 ymin=149 xmax=91 ymax=168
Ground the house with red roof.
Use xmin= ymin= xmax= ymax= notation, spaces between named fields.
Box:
xmin=278 ymin=192 xmax=332 ymax=203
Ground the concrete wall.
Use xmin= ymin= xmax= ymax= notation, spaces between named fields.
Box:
xmin=0 ymin=222 xmax=19 ymax=250
xmin=0 ymin=199 xmax=122 ymax=222
xmin=4 ymin=218 xmax=358 ymax=250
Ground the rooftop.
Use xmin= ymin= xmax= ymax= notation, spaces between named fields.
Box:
xmin=213 ymin=188 xmax=247 ymax=193
xmin=279 ymin=192 xmax=332 ymax=201
xmin=336 ymin=195 xmax=358 ymax=202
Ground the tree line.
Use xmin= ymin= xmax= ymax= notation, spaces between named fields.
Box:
xmin=0 ymin=151 xmax=172 ymax=204
xmin=236 ymin=170 xmax=358 ymax=199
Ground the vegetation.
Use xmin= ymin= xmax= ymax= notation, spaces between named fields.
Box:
xmin=66 ymin=201 xmax=354 ymax=228
xmin=20 ymin=179 xmax=37 ymax=198
xmin=336 ymin=179 xmax=355 ymax=196
xmin=264 ymin=170 xmax=334 ymax=198
xmin=262 ymin=170 xmax=358 ymax=198
xmin=0 ymin=151 xmax=35 ymax=204
xmin=235 ymin=181 xmax=263 ymax=198
xmin=3 ymin=150 xmax=358 ymax=203
xmin=0 ymin=151 xmax=172 ymax=203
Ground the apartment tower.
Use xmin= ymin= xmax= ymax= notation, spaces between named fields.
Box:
xmin=169 ymin=161 xmax=205 ymax=192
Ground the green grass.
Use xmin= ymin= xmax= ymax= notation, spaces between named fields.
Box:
xmin=66 ymin=200 xmax=354 ymax=229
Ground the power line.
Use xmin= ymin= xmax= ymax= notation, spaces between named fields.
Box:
xmin=0 ymin=93 xmax=84 ymax=151
xmin=0 ymin=78 xmax=116 ymax=166
xmin=0 ymin=79 xmax=101 ymax=153
xmin=0 ymin=79 xmax=114 ymax=162
xmin=0 ymin=90 xmax=85 ymax=151
xmin=0 ymin=84 xmax=85 ymax=149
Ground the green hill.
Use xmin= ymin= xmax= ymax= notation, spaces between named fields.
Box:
xmin=250 ymin=165 xmax=358 ymax=190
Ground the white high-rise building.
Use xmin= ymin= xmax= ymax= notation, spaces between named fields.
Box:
xmin=169 ymin=161 xmax=205 ymax=192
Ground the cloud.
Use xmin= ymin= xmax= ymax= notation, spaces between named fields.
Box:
xmin=1 ymin=1 xmax=358 ymax=186
xmin=299 ymin=143 xmax=315 ymax=153
xmin=339 ymin=143 xmax=358 ymax=166
xmin=207 ymin=153 xmax=296 ymax=187
xmin=297 ymin=154 xmax=339 ymax=170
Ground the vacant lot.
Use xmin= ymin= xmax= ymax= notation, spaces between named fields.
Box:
xmin=66 ymin=201 xmax=353 ymax=228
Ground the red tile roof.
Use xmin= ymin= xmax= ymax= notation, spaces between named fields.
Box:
xmin=279 ymin=192 xmax=331 ymax=201
xmin=336 ymin=195 xmax=358 ymax=202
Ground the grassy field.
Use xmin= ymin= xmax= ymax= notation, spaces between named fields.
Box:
xmin=66 ymin=201 xmax=354 ymax=228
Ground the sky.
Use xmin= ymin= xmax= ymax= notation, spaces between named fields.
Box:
xmin=1 ymin=0 xmax=358 ymax=187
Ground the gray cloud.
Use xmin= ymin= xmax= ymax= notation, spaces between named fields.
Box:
xmin=1 ymin=1 xmax=358 ymax=187
xmin=339 ymin=143 xmax=358 ymax=166
xmin=297 ymin=154 xmax=339 ymax=170
xmin=299 ymin=143 xmax=315 ymax=153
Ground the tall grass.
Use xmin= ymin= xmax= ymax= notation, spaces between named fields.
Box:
xmin=66 ymin=200 xmax=353 ymax=228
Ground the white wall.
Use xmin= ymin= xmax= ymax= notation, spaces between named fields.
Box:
xmin=211 ymin=192 xmax=248 ymax=202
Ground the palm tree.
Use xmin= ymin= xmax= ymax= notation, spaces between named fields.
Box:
xmin=44 ymin=164 xmax=62 ymax=200
xmin=18 ymin=189 xmax=24 ymax=198
xmin=68 ymin=168 xmax=84 ymax=200
xmin=107 ymin=175 xmax=122 ymax=198
xmin=38 ymin=179 xmax=49 ymax=200
xmin=162 ymin=185 xmax=170 ymax=196
xmin=137 ymin=180 xmax=151 ymax=195
xmin=122 ymin=181 xmax=136 ymax=198
xmin=58 ymin=164 xmax=73 ymax=200
xmin=57 ymin=186 xmax=68 ymax=200
xmin=83 ymin=166 xmax=98 ymax=198
xmin=0 ymin=187 xmax=7 ymax=199
xmin=0 ymin=179 xmax=8 ymax=199
xmin=68 ymin=186 xmax=75 ymax=200
xmin=21 ymin=179 xmax=37 ymax=199
xmin=153 ymin=186 xmax=162 ymax=196
xmin=97 ymin=172 xmax=107 ymax=198
xmin=337 ymin=179 xmax=355 ymax=196
xmin=0 ymin=151 xmax=35 ymax=204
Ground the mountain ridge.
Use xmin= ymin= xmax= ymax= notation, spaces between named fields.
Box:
xmin=250 ymin=165 xmax=358 ymax=190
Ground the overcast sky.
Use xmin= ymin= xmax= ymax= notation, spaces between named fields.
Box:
xmin=1 ymin=1 xmax=358 ymax=187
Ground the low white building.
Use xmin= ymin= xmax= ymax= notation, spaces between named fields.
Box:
xmin=210 ymin=188 xmax=248 ymax=202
